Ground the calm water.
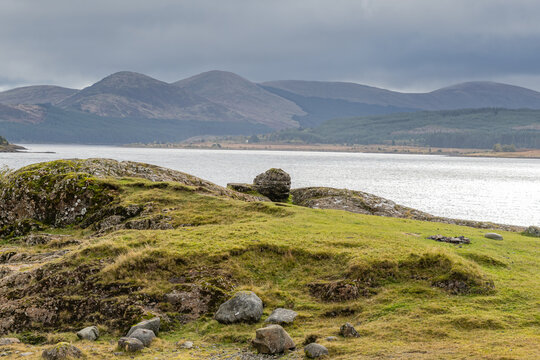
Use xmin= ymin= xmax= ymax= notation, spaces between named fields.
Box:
xmin=1 ymin=144 xmax=539 ymax=226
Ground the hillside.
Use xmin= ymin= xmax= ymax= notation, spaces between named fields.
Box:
xmin=3 ymin=71 xmax=540 ymax=144
xmin=0 ymin=159 xmax=538 ymax=359
xmin=175 ymin=70 xmax=304 ymax=129
xmin=269 ymin=108 xmax=540 ymax=149
xmin=0 ymin=85 xmax=77 ymax=105
xmin=0 ymin=135 xmax=25 ymax=152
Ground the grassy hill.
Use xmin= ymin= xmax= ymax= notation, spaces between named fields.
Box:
xmin=269 ymin=108 xmax=540 ymax=149
xmin=0 ymin=159 xmax=538 ymax=359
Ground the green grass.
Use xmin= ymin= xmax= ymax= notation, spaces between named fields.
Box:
xmin=2 ymin=174 xmax=539 ymax=359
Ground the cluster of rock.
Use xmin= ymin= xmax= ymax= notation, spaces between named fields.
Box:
xmin=228 ymin=168 xmax=291 ymax=202
xmin=429 ymin=234 xmax=471 ymax=244
xmin=523 ymin=226 xmax=540 ymax=237
xmin=213 ymin=291 xmax=361 ymax=358
xmin=117 ymin=317 xmax=160 ymax=352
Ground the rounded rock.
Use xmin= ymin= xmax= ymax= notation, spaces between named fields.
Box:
xmin=304 ymin=343 xmax=329 ymax=358
xmin=42 ymin=342 xmax=84 ymax=359
xmin=265 ymin=308 xmax=298 ymax=325
xmin=118 ymin=337 xmax=144 ymax=353
xmin=76 ymin=326 xmax=99 ymax=341
xmin=129 ymin=328 xmax=155 ymax=347
xmin=252 ymin=324 xmax=296 ymax=354
xmin=485 ymin=233 xmax=503 ymax=240
xmin=214 ymin=291 xmax=263 ymax=324
xmin=253 ymin=168 xmax=291 ymax=202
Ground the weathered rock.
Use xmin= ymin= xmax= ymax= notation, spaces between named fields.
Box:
xmin=428 ymin=234 xmax=470 ymax=244
xmin=485 ymin=233 xmax=503 ymax=240
xmin=214 ymin=291 xmax=263 ymax=324
xmin=227 ymin=183 xmax=256 ymax=193
xmin=253 ymin=168 xmax=291 ymax=202
xmin=252 ymin=324 xmax=296 ymax=354
xmin=42 ymin=342 xmax=84 ymax=359
xmin=126 ymin=317 xmax=160 ymax=337
xmin=76 ymin=326 xmax=99 ymax=341
xmin=128 ymin=328 xmax=155 ymax=347
xmin=0 ymin=337 xmax=20 ymax=345
xmin=304 ymin=343 xmax=329 ymax=358
xmin=179 ymin=341 xmax=194 ymax=349
xmin=118 ymin=337 xmax=144 ymax=352
xmin=265 ymin=308 xmax=298 ymax=325
xmin=339 ymin=323 xmax=359 ymax=338
xmin=303 ymin=334 xmax=318 ymax=345
xmin=523 ymin=226 xmax=540 ymax=237
xmin=325 ymin=336 xmax=338 ymax=342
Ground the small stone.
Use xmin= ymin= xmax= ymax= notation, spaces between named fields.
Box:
xmin=76 ymin=326 xmax=99 ymax=341
xmin=214 ymin=291 xmax=263 ymax=324
xmin=179 ymin=341 xmax=193 ymax=349
xmin=0 ymin=338 xmax=20 ymax=346
xmin=20 ymin=352 xmax=33 ymax=356
xmin=325 ymin=336 xmax=338 ymax=341
xmin=339 ymin=323 xmax=359 ymax=338
xmin=252 ymin=324 xmax=296 ymax=354
xmin=118 ymin=337 xmax=144 ymax=353
xmin=126 ymin=317 xmax=160 ymax=337
xmin=129 ymin=328 xmax=155 ymax=347
xmin=265 ymin=308 xmax=298 ymax=325
xmin=485 ymin=233 xmax=503 ymax=240
xmin=304 ymin=343 xmax=329 ymax=358
xmin=42 ymin=342 xmax=84 ymax=359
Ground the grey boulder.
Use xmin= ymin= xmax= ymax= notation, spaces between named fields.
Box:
xmin=0 ymin=338 xmax=20 ymax=345
xmin=524 ymin=226 xmax=540 ymax=237
xmin=118 ymin=337 xmax=144 ymax=352
xmin=253 ymin=168 xmax=291 ymax=202
xmin=485 ymin=233 xmax=503 ymax=240
xmin=126 ymin=317 xmax=160 ymax=337
xmin=76 ymin=326 xmax=99 ymax=341
xmin=252 ymin=324 xmax=296 ymax=354
xmin=129 ymin=328 xmax=155 ymax=347
xmin=265 ymin=308 xmax=298 ymax=325
xmin=304 ymin=343 xmax=329 ymax=358
xmin=339 ymin=323 xmax=359 ymax=338
xmin=214 ymin=291 xmax=263 ymax=324
xmin=42 ymin=343 xmax=84 ymax=359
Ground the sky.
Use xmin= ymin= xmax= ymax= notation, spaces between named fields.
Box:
xmin=1 ymin=0 xmax=540 ymax=92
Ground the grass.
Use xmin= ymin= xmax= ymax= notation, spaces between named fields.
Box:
xmin=1 ymin=174 xmax=539 ymax=359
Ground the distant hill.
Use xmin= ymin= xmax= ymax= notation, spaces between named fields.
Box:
xmin=174 ymin=70 xmax=304 ymax=129
xmin=262 ymin=80 xmax=540 ymax=111
xmin=269 ymin=108 xmax=540 ymax=149
xmin=0 ymin=85 xmax=77 ymax=105
xmin=2 ymin=70 xmax=540 ymax=144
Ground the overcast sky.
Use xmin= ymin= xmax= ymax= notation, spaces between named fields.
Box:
xmin=1 ymin=0 xmax=540 ymax=92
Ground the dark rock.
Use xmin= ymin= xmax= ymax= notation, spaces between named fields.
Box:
xmin=128 ymin=328 xmax=155 ymax=347
xmin=303 ymin=334 xmax=318 ymax=345
xmin=428 ymin=234 xmax=470 ymax=244
xmin=126 ymin=317 xmax=160 ymax=337
xmin=523 ymin=226 xmax=540 ymax=237
xmin=42 ymin=342 xmax=84 ymax=359
xmin=227 ymin=183 xmax=256 ymax=193
xmin=339 ymin=323 xmax=359 ymax=338
xmin=214 ymin=291 xmax=263 ymax=324
xmin=252 ymin=324 xmax=296 ymax=354
xmin=253 ymin=168 xmax=291 ymax=202
xmin=265 ymin=308 xmax=298 ymax=325
xmin=76 ymin=326 xmax=99 ymax=341
xmin=304 ymin=343 xmax=329 ymax=358
xmin=118 ymin=337 xmax=144 ymax=352
xmin=485 ymin=233 xmax=503 ymax=240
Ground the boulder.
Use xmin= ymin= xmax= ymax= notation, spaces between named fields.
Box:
xmin=304 ymin=343 xmax=329 ymax=358
xmin=214 ymin=291 xmax=263 ymax=324
xmin=126 ymin=317 xmax=160 ymax=337
xmin=42 ymin=342 xmax=84 ymax=359
xmin=339 ymin=323 xmax=359 ymax=338
xmin=252 ymin=324 xmax=296 ymax=354
xmin=485 ymin=233 xmax=503 ymax=240
xmin=128 ymin=328 xmax=155 ymax=347
xmin=118 ymin=337 xmax=144 ymax=352
xmin=265 ymin=308 xmax=298 ymax=325
xmin=76 ymin=326 xmax=99 ymax=341
xmin=253 ymin=168 xmax=291 ymax=202
xmin=523 ymin=226 xmax=540 ymax=237
xmin=0 ymin=337 xmax=20 ymax=345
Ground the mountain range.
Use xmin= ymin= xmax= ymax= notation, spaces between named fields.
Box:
xmin=1 ymin=70 xmax=540 ymax=144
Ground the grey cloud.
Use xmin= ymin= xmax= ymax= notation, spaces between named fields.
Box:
xmin=1 ymin=0 xmax=540 ymax=91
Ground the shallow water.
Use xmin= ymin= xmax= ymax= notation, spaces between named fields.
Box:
xmin=1 ymin=144 xmax=539 ymax=226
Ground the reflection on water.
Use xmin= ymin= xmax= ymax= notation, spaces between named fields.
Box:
xmin=1 ymin=144 xmax=539 ymax=226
